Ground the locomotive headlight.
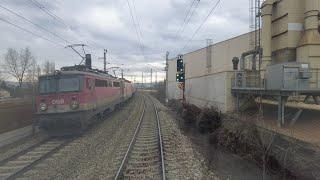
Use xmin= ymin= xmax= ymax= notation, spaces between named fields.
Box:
xmin=39 ymin=103 xmax=47 ymax=111
xmin=70 ymin=100 xmax=79 ymax=110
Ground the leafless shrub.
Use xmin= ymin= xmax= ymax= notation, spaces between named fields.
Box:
xmin=2 ymin=47 xmax=36 ymax=87
xmin=168 ymin=99 xmax=183 ymax=114
xmin=25 ymin=60 xmax=40 ymax=85
xmin=196 ymin=107 xmax=221 ymax=133
xmin=181 ymin=103 xmax=201 ymax=124
xmin=42 ymin=60 xmax=55 ymax=75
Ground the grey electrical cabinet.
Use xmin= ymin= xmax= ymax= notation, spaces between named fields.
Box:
xmin=265 ymin=62 xmax=311 ymax=91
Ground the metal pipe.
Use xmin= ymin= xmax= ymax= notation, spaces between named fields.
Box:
xmin=240 ymin=48 xmax=262 ymax=70
xmin=232 ymin=57 xmax=240 ymax=70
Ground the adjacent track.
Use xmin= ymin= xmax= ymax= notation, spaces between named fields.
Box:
xmin=0 ymin=137 xmax=73 ymax=179
xmin=115 ymin=95 xmax=166 ymax=180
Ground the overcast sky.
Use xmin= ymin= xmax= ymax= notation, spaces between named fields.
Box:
xmin=0 ymin=0 xmax=250 ymax=82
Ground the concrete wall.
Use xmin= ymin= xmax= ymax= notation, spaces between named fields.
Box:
xmin=168 ymin=32 xmax=254 ymax=112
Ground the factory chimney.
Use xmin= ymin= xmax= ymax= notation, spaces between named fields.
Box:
xmin=85 ymin=54 xmax=92 ymax=69
xmin=298 ymin=0 xmax=320 ymax=46
xmin=297 ymin=0 xmax=320 ymax=65
xmin=261 ymin=0 xmax=273 ymax=69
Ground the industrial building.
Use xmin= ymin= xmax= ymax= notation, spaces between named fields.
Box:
xmin=168 ymin=32 xmax=253 ymax=112
xmin=167 ymin=0 xmax=320 ymax=126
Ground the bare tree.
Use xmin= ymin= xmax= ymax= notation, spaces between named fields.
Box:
xmin=0 ymin=70 xmax=4 ymax=83
xmin=42 ymin=60 xmax=55 ymax=75
xmin=25 ymin=59 xmax=39 ymax=84
xmin=3 ymin=47 xmax=35 ymax=87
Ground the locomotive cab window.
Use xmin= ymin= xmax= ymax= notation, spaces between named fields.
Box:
xmin=59 ymin=78 xmax=80 ymax=92
xmin=95 ymin=79 xmax=110 ymax=87
xmin=39 ymin=75 xmax=82 ymax=94
xmin=113 ymin=81 xmax=120 ymax=87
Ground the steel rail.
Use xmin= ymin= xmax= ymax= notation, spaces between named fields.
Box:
xmin=2 ymin=138 xmax=73 ymax=180
xmin=149 ymin=95 xmax=166 ymax=180
xmin=114 ymin=96 xmax=146 ymax=180
xmin=0 ymin=138 xmax=51 ymax=166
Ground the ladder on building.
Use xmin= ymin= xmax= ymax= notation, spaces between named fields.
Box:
xmin=249 ymin=0 xmax=262 ymax=70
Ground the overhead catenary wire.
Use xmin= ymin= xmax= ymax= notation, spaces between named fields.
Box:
xmin=180 ymin=0 xmax=200 ymax=35
xmin=27 ymin=0 xmax=142 ymax=70
xmin=0 ymin=4 xmax=71 ymax=45
xmin=0 ymin=17 xmax=65 ymax=47
xmin=125 ymin=1 xmax=165 ymax=73
xmin=26 ymin=0 xmax=114 ymax=64
xmin=181 ymin=0 xmax=222 ymax=52
xmin=125 ymin=0 xmax=145 ymax=58
xmin=27 ymin=0 xmax=93 ymax=49
xmin=175 ymin=0 xmax=200 ymax=39
xmin=27 ymin=0 xmax=70 ymax=29
xmin=131 ymin=0 xmax=144 ymax=49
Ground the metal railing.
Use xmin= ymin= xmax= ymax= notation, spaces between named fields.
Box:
xmin=308 ymin=68 xmax=320 ymax=89
xmin=231 ymin=69 xmax=320 ymax=91
xmin=231 ymin=70 xmax=265 ymax=89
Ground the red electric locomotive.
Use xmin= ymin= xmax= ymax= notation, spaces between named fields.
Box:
xmin=35 ymin=54 xmax=135 ymax=134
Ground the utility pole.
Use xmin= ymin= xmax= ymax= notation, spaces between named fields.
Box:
xmin=155 ymin=71 xmax=157 ymax=87
xmin=104 ymin=49 xmax=107 ymax=72
xmin=165 ymin=51 xmax=169 ymax=103
xmin=121 ymin=69 xmax=124 ymax=79
xmin=121 ymin=69 xmax=124 ymax=101
xmin=142 ymin=72 xmax=144 ymax=88
xmin=151 ymin=68 xmax=153 ymax=88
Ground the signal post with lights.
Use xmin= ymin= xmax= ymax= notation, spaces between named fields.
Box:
xmin=176 ymin=55 xmax=185 ymax=102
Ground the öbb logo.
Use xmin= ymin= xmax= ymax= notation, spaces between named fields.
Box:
xmin=51 ymin=99 xmax=65 ymax=105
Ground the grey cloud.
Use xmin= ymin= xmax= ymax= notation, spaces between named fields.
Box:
xmin=0 ymin=0 xmax=251 ymax=81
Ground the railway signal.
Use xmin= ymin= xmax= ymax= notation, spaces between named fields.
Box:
xmin=177 ymin=55 xmax=184 ymax=72
xmin=176 ymin=54 xmax=186 ymax=102
xmin=176 ymin=54 xmax=185 ymax=83
xmin=176 ymin=73 xmax=185 ymax=83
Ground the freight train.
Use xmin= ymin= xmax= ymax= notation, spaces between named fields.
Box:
xmin=35 ymin=55 xmax=135 ymax=134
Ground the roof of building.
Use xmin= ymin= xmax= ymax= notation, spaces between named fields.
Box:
xmin=169 ymin=30 xmax=256 ymax=61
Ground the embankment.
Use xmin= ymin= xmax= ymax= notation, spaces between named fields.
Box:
xmin=166 ymin=99 xmax=320 ymax=179
xmin=0 ymin=98 xmax=34 ymax=134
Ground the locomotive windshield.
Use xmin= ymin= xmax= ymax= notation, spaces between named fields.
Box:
xmin=39 ymin=76 xmax=82 ymax=94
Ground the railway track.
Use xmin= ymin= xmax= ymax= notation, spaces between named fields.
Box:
xmin=0 ymin=137 xmax=73 ymax=180
xmin=115 ymin=95 xmax=166 ymax=180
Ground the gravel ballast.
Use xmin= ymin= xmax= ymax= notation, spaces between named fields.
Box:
xmin=1 ymin=94 xmax=220 ymax=179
